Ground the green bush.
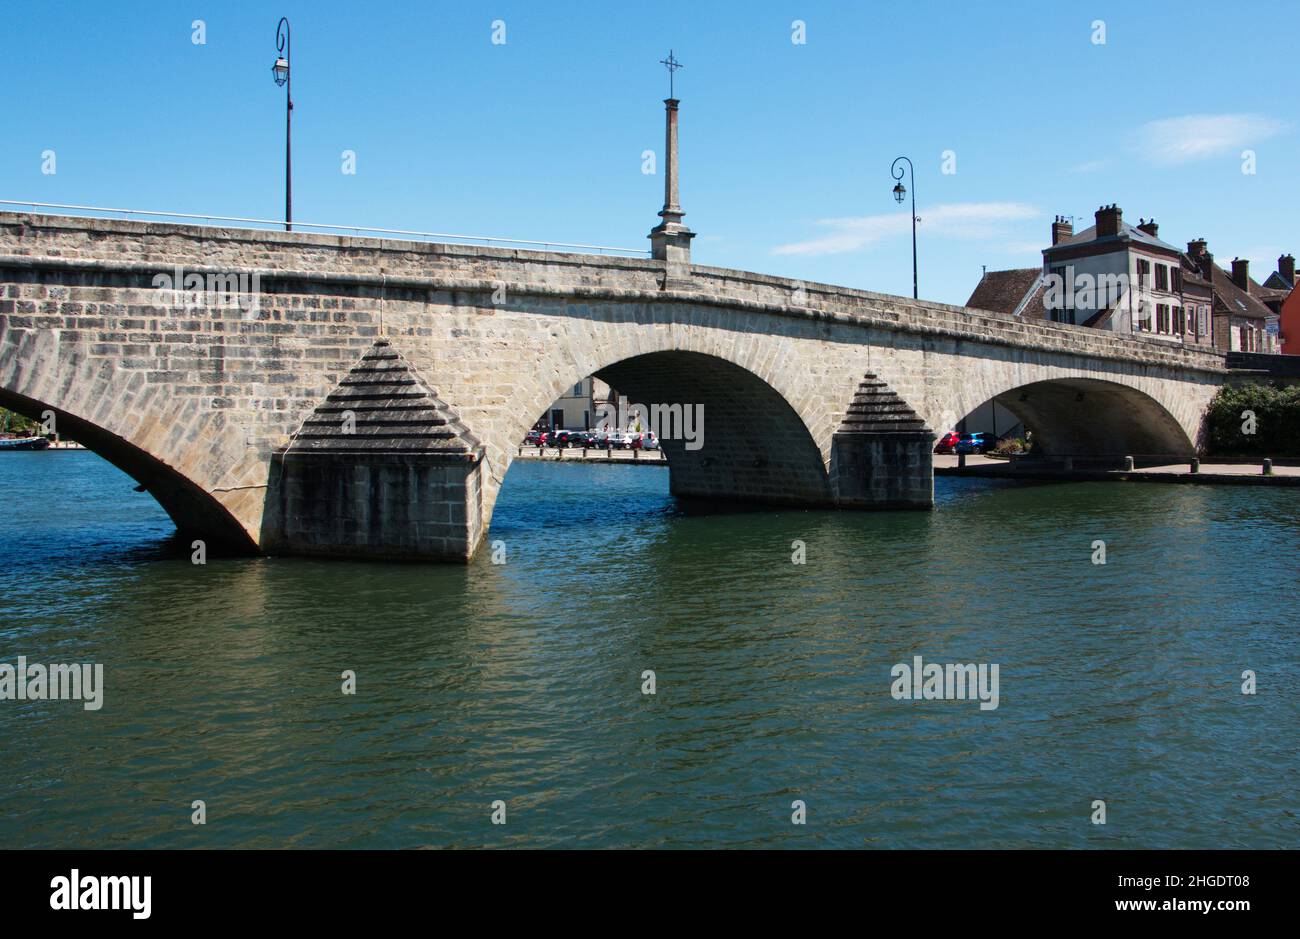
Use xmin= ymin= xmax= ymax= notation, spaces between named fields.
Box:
xmin=0 ymin=408 xmax=39 ymax=436
xmin=1204 ymin=383 xmax=1300 ymax=457
xmin=993 ymin=437 xmax=1029 ymax=455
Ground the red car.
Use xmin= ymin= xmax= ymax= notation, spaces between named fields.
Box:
xmin=933 ymin=431 xmax=959 ymax=454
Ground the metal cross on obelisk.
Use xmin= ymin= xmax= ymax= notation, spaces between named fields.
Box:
xmin=659 ymin=49 xmax=682 ymax=99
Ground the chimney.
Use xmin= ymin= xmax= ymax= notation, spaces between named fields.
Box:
xmin=1137 ymin=218 xmax=1159 ymax=238
xmin=1279 ymin=254 xmax=1296 ymax=284
xmin=1051 ymin=216 xmax=1073 ymax=246
xmin=1231 ymin=257 xmax=1250 ymax=292
xmin=1095 ymin=204 xmax=1122 ymax=238
xmin=1188 ymin=238 xmax=1212 ymax=279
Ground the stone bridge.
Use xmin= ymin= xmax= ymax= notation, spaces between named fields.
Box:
xmin=0 ymin=212 xmax=1226 ymax=560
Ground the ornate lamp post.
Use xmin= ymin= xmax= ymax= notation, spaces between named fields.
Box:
xmin=271 ymin=17 xmax=293 ymax=231
xmin=891 ymin=156 xmax=917 ymax=299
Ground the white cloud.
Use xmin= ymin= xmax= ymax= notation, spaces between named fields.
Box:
xmin=772 ymin=202 xmax=1038 ymax=257
xmin=1134 ymin=113 xmax=1286 ymax=164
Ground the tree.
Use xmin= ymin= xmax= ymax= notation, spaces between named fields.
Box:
xmin=0 ymin=408 xmax=39 ymax=436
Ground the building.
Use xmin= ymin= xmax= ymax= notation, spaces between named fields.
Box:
xmin=971 ymin=204 xmax=1280 ymax=354
xmin=1260 ymin=253 xmax=1296 ymax=292
xmin=540 ymin=378 xmax=595 ymax=430
xmin=1262 ymin=254 xmax=1300 ymax=355
xmin=1183 ymin=241 xmax=1278 ymax=353
xmin=1258 ymin=254 xmax=1295 ymax=354
xmin=1282 ymin=287 xmax=1300 ymax=355
xmin=965 ymin=267 xmax=1048 ymax=320
xmin=536 ymin=377 xmax=619 ymax=430
xmin=1040 ymin=206 xmax=1214 ymax=347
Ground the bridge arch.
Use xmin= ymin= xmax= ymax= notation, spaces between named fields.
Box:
xmin=0 ymin=328 xmax=257 ymax=551
xmin=492 ymin=349 xmax=835 ymax=517
xmin=938 ymin=375 xmax=1198 ymax=459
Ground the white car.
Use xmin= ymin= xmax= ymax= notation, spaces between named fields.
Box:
xmin=596 ymin=428 xmax=632 ymax=449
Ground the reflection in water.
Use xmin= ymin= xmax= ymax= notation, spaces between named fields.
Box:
xmin=0 ymin=453 xmax=1297 ymax=848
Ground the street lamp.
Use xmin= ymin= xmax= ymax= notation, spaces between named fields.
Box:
xmin=891 ymin=156 xmax=917 ymax=299
xmin=272 ymin=17 xmax=293 ymax=231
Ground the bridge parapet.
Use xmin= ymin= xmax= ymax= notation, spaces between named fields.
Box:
xmin=0 ymin=212 xmax=1226 ymax=376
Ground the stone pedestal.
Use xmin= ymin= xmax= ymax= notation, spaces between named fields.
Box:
xmin=649 ymin=224 xmax=695 ymax=288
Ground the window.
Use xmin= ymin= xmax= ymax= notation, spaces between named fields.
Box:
xmin=1172 ymin=268 xmax=1183 ymax=292
xmin=1048 ymin=266 xmax=1070 ymax=316
xmin=1156 ymin=264 xmax=1169 ymax=291
xmin=1156 ymin=303 xmax=1170 ymax=333
xmin=573 ymin=382 xmax=584 ymax=396
xmin=1198 ymin=305 xmax=1209 ymax=337
xmin=1173 ymin=306 xmax=1185 ymax=335
xmin=1136 ymin=259 xmax=1150 ymax=285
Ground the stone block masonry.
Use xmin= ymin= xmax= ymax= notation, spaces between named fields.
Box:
xmin=0 ymin=212 xmax=1227 ymax=561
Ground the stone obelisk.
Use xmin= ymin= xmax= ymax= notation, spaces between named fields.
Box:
xmin=648 ymin=53 xmax=694 ymax=288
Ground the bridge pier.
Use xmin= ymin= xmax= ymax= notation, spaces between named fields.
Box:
xmin=262 ymin=451 xmax=485 ymax=562
xmin=258 ymin=342 xmax=487 ymax=562
xmin=830 ymin=431 xmax=935 ymax=508
xmin=830 ymin=375 xmax=935 ymax=509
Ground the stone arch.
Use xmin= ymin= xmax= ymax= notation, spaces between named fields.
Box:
xmin=0 ymin=385 xmax=255 ymax=550
xmin=0 ymin=329 xmax=256 ymax=551
xmin=495 ymin=349 xmax=833 ymax=514
xmin=947 ymin=376 xmax=1197 ymax=459
xmin=596 ymin=350 xmax=833 ymax=504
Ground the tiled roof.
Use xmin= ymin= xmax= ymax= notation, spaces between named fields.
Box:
xmin=966 ymin=268 xmax=1045 ymax=318
xmin=1203 ymin=263 xmax=1275 ymax=321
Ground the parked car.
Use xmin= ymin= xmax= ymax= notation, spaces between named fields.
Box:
xmin=630 ymin=432 xmax=660 ymax=450
xmin=524 ymin=429 xmax=544 ymax=446
xmin=933 ymin=431 xmax=960 ymax=454
xmin=548 ymin=429 xmax=592 ymax=448
xmin=955 ymin=432 xmax=993 ymax=454
xmin=597 ymin=428 xmax=633 ymax=449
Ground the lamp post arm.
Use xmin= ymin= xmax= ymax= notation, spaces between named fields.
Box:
xmin=891 ymin=156 xmax=918 ymax=300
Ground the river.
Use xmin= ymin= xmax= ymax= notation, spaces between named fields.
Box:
xmin=0 ymin=451 xmax=1296 ymax=848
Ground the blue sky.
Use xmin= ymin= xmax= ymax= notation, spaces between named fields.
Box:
xmin=5 ymin=0 xmax=1295 ymax=305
